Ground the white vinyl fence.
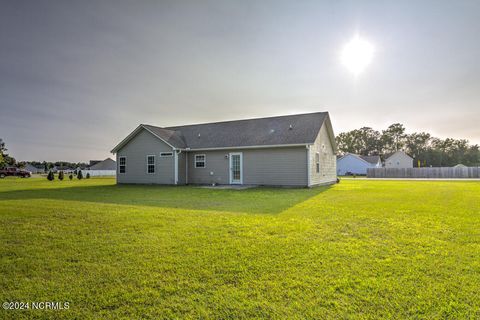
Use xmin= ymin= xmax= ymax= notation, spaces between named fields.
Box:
xmin=367 ymin=167 xmax=480 ymax=178
xmin=81 ymin=170 xmax=116 ymax=177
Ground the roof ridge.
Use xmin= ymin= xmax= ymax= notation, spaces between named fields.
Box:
xmin=163 ymin=111 xmax=328 ymax=129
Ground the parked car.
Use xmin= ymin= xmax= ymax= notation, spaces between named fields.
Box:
xmin=0 ymin=167 xmax=32 ymax=178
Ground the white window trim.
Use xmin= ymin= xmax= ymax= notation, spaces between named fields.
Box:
xmin=118 ymin=156 xmax=126 ymax=174
xmin=146 ymin=155 xmax=155 ymax=174
xmin=229 ymin=152 xmax=243 ymax=184
xmin=194 ymin=154 xmax=206 ymax=168
xmin=160 ymin=152 xmax=173 ymax=157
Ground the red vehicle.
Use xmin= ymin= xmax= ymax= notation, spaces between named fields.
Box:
xmin=0 ymin=167 xmax=32 ymax=178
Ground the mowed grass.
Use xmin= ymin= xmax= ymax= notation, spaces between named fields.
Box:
xmin=0 ymin=178 xmax=479 ymax=319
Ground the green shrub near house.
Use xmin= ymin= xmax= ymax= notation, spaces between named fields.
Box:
xmin=46 ymin=170 xmax=54 ymax=181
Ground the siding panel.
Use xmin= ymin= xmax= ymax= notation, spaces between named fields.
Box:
xmin=116 ymin=129 xmax=175 ymax=184
xmin=309 ymin=124 xmax=337 ymax=186
xmin=187 ymin=147 xmax=308 ymax=186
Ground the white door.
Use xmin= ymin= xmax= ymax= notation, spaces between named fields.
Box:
xmin=229 ymin=152 xmax=243 ymax=184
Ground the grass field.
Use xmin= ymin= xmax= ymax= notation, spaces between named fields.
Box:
xmin=1 ymin=178 xmax=479 ymax=319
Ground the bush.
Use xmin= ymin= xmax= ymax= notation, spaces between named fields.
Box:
xmin=86 ymin=172 xmax=90 ymax=179
xmin=47 ymin=171 xmax=54 ymax=181
xmin=58 ymin=171 xmax=64 ymax=181
xmin=77 ymin=170 xmax=83 ymax=180
xmin=69 ymin=174 xmax=73 ymax=180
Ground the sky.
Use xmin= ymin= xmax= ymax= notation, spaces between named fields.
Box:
xmin=1 ymin=0 xmax=479 ymax=162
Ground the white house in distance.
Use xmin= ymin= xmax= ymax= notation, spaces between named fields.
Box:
xmin=337 ymin=153 xmax=382 ymax=175
xmin=384 ymin=151 xmax=413 ymax=168
xmin=82 ymin=158 xmax=116 ymax=176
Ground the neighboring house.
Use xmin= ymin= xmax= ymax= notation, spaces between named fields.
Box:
xmin=337 ymin=153 xmax=381 ymax=175
xmin=89 ymin=160 xmax=102 ymax=167
xmin=384 ymin=151 xmax=413 ymax=168
xmin=453 ymin=164 xmax=467 ymax=168
xmin=88 ymin=158 xmax=116 ymax=170
xmin=83 ymin=158 xmax=116 ymax=176
xmin=111 ymin=112 xmax=337 ymax=187
xmin=24 ymin=163 xmax=44 ymax=174
xmin=56 ymin=166 xmax=75 ymax=173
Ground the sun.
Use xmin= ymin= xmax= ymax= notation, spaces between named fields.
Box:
xmin=341 ymin=35 xmax=374 ymax=76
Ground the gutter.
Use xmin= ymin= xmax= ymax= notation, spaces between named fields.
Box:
xmin=306 ymin=145 xmax=311 ymax=187
xmin=188 ymin=143 xmax=310 ymax=152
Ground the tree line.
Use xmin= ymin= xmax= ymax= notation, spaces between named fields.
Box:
xmin=0 ymin=138 xmax=88 ymax=170
xmin=336 ymin=124 xmax=480 ymax=167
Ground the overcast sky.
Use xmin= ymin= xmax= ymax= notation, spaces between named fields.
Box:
xmin=1 ymin=0 xmax=479 ymax=162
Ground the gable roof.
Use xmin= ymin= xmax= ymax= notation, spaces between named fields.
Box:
xmin=88 ymin=158 xmax=116 ymax=170
xmin=142 ymin=125 xmax=187 ymax=149
xmin=111 ymin=112 xmax=333 ymax=152
xmin=385 ymin=150 xmax=413 ymax=160
xmin=337 ymin=153 xmax=380 ymax=166
xmin=359 ymin=155 xmax=381 ymax=165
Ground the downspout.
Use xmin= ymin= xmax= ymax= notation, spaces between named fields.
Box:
xmin=306 ymin=145 xmax=311 ymax=187
xmin=185 ymin=152 xmax=188 ymax=184
xmin=174 ymin=149 xmax=179 ymax=185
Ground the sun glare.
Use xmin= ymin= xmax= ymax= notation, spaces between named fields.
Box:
xmin=341 ymin=35 xmax=374 ymax=76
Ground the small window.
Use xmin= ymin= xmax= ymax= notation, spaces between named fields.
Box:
xmin=160 ymin=152 xmax=173 ymax=157
xmin=195 ymin=154 xmax=206 ymax=168
xmin=119 ymin=157 xmax=126 ymax=174
xmin=315 ymin=152 xmax=320 ymax=173
xmin=147 ymin=155 xmax=155 ymax=174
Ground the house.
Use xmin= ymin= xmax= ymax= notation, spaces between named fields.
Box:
xmin=89 ymin=160 xmax=102 ymax=167
xmin=88 ymin=158 xmax=116 ymax=170
xmin=384 ymin=151 xmax=413 ymax=168
xmin=453 ymin=164 xmax=467 ymax=168
xmin=337 ymin=153 xmax=381 ymax=175
xmin=24 ymin=163 xmax=44 ymax=174
xmin=83 ymin=158 xmax=116 ymax=176
xmin=110 ymin=112 xmax=337 ymax=187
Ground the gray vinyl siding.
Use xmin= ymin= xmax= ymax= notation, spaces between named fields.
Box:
xmin=187 ymin=147 xmax=308 ymax=186
xmin=188 ymin=151 xmax=228 ymax=185
xmin=177 ymin=152 xmax=186 ymax=184
xmin=309 ymin=124 xmax=337 ymax=186
xmin=116 ymin=129 xmax=175 ymax=184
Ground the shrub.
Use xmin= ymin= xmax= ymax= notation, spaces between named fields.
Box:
xmin=47 ymin=171 xmax=54 ymax=181
xmin=86 ymin=172 xmax=90 ymax=179
xmin=69 ymin=174 xmax=73 ymax=180
xmin=77 ymin=170 xmax=83 ymax=180
xmin=58 ymin=171 xmax=64 ymax=181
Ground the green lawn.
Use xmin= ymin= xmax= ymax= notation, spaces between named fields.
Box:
xmin=1 ymin=178 xmax=479 ymax=319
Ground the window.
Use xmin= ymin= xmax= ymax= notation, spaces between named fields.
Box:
xmin=195 ymin=154 xmax=206 ymax=168
xmin=315 ymin=152 xmax=320 ymax=173
xmin=119 ymin=157 xmax=126 ymax=174
xmin=160 ymin=152 xmax=173 ymax=157
xmin=147 ymin=155 xmax=155 ymax=174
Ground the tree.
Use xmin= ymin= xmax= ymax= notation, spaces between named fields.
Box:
xmin=47 ymin=171 xmax=55 ymax=181
xmin=405 ymin=132 xmax=431 ymax=166
xmin=69 ymin=174 xmax=73 ymax=180
xmin=77 ymin=170 xmax=83 ymax=180
xmin=86 ymin=172 xmax=90 ymax=179
xmin=0 ymin=138 xmax=6 ymax=154
xmin=336 ymin=123 xmax=480 ymax=167
xmin=58 ymin=171 xmax=64 ymax=181
xmin=382 ymin=123 xmax=407 ymax=153
xmin=336 ymin=128 xmax=381 ymax=155
xmin=0 ymin=138 xmax=15 ymax=168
